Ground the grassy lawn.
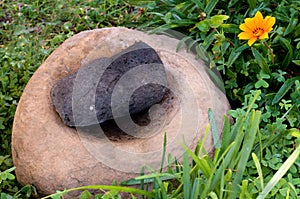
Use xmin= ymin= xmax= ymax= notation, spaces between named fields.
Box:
xmin=1 ymin=0 xmax=300 ymax=198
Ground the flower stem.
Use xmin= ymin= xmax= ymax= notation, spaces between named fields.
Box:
xmin=263 ymin=41 xmax=274 ymax=64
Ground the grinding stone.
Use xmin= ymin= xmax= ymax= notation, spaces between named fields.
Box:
xmin=50 ymin=42 xmax=167 ymax=127
xmin=12 ymin=28 xmax=231 ymax=197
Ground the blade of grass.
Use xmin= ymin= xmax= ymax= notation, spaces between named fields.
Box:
xmin=195 ymin=44 xmax=210 ymax=64
xmin=176 ymin=36 xmax=192 ymax=52
xmin=183 ymin=152 xmax=191 ymax=199
xmin=140 ymin=167 xmax=145 ymax=196
xmin=257 ymin=144 xmax=300 ymax=199
xmin=198 ymin=124 xmax=211 ymax=157
xmin=220 ymin=115 xmax=231 ymax=155
xmin=228 ymin=91 xmax=261 ymax=144
xmin=41 ymin=185 xmax=154 ymax=199
xmin=160 ymin=133 xmax=167 ymax=173
xmin=208 ymin=108 xmax=221 ymax=149
xmin=229 ymin=114 xmax=245 ymax=144
xmin=252 ymin=153 xmax=264 ymax=189
xmin=246 ymin=90 xmax=261 ymax=115
xmin=144 ymin=166 xmax=167 ymax=199
xmin=239 ymin=179 xmax=249 ymax=198
xmin=209 ymin=117 xmax=245 ymax=191
xmin=219 ymin=163 xmax=225 ymax=199
xmin=208 ymin=191 xmax=218 ymax=199
xmin=131 ymin=173 xmax=176 ymax=182
xmin=202 ymin=142 xmax=236 ymax=197
xmin=213 ymin=148 xmax=221 ymax=165
xmin=230 ymin=110 xmax=261 ymax=199
xmin=181 ymin=145 xmax=212 ymax=178
xmin=190 ymin=178 xmax=200 ymax=199
xmin=154 ymin=175 xmax=168 ymax=199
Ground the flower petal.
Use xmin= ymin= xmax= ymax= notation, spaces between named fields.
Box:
xmin=248 ymin=37 xmax=257 ymax=46
xmin=244 ymin=18 xmax=256 ymax=30
xmin=253 ymin=11 xmax=263 ymax=28
xmin=263 ymin=16 xmax=276 ymax=32
xmin=238 ymin=32 xmax=253 ymax=40
xmin=259 ymin=31 xmax=269 ymax=40
xmin=240 ymin=23 xmax=253 ymax=32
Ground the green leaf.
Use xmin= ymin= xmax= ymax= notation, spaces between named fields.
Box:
xmin=226 ymin=45 xmax=248 ymax=67
xmin=13 ymin=25 xmax=29 ymax=36
xmin=202 ymin=32 xmax=217 ymax=50
xmin=272 ymin=76 xmax=300 ymax=105
xmin=279 ymin=37 xmax=293 ymax=68
xmin=209 ymin=15 xmax=229 ymax=28
xmin=288 ymin=128 xmax=300 ymax=138
xmin=204 ymin=0 xmax=219 ymax=16
xmin=251 ymin=48 xmax=271 ymax=74
xmin=208 ymin=192 xmax=218 ymax=199
xmin=0 ymin=118 xmax=5 ymax=130
xmin=79 ymin=190 xmax=92 ymax=199
xmin=63 ymin=22 xmax=73 ymax=32
xmin=196 ymin=20 xmax=210 ymax=32
xmin=1 ymin=193 xmax=13 ymax=199
xmin=205 ymin=67 xmax=226 ymax=93
xmin=5 ymin=167 xmax=15 ymax=173
xmin=7 ymin=173 xmax=15 ymax=180
xmin=255 ymin=79 xmax=269 ymax=88
xmin=292 ymin=60 xmax=300 ymax=66
xmin=228 ymin=0 xmax=239 ymax=7
xmin=0 ymin=172 xmax=7 ymax=180
xmin=219 ymin=23 xmax=240 ymax=33
xmin=293 ymin=23 xmax=300 ymax=37
xmin=284 ymin=14 xmax=298 ymax=36
xmin=125 ymin=0 xmax=156 ymax=6
xmin=191 ymin=0 xmax=205 ymax=10
xmin=247 ymin=0 xmax=256 ymax=10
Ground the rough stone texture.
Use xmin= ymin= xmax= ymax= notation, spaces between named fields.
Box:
xmin=50 ymin=41 xmax=167 ymax=127
xmin=12 ymin=27 xmax=231 ymax=197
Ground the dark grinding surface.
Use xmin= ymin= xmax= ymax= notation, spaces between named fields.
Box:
xmin=50 ymin=42 xmax=167 ymax=127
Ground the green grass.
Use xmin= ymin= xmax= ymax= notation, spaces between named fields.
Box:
xmin=1 ymin=0 xmax=300 ymax=198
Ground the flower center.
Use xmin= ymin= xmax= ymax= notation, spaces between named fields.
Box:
xmin=253 ymin=27 xmax=264 ymax=37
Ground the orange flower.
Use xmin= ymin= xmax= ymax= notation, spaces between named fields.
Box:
xmin=238 ymin=11 xmax=276 ymax=46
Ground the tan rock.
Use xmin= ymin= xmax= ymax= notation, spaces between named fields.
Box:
xmin=12 ymin=27 xmax=230 ymax=197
